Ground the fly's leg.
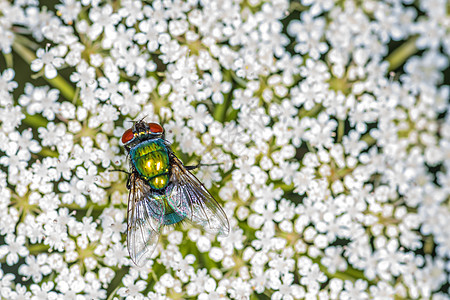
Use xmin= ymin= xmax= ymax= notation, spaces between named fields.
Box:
xmin=168 ymin=152 xmax=222 ymax=171
xmin=107 ymin=168 xmax=132 ymax=189
xmin=185 ymin=162 xmax=221 ymax=171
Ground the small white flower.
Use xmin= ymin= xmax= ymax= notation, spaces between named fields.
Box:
xmin=117 ymin=271 xmax=146 ymax=298
xmin=0 ymin=142 xmax=30 ymax=178
xmin=31 ymin=46 xmax=65 ymax=79
xmin=228 ymin=278 xmax=252 ymax=300
xmin=88 ymin=4 xmax=120 ymax=40
xmin=69 ymin=60 xmax=96 ymax=88
xmin=55 ymin=0 xmax=81 ymax=24
xmin=0 ymin=69 xmax=18 ymax=96
xmin=18 ymin=254 xmax=52 ymax=283
xmin=0 ymin=25 xmax=14 ymax=54
xmin=0 ymin=234 xmax=29 ymax=265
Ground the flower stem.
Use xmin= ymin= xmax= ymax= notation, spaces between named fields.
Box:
xmin=298 ymin=104 xmax=323 ymax=118
xmin=106 ymin=266 xmax=129 ymax=299
xmin=336 ymin=119 xmax=345 ymax=143
xmin=27 ymin=243 xmax=50 ymax=254
xmin=23 ymin=113 xmax=48 ymax=128
xmin=106 ymin=283 xmax=122 ymax=300
xmin=386 ymin=36 xmax=418 ymax=71
xmin=214 ymin=71 xmax=234 ymax=123
xmin=3 ymin=52 xmax=13 ymax=68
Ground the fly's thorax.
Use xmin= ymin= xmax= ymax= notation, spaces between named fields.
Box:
xmin=130 ymin=139 xmax=170 ymax=190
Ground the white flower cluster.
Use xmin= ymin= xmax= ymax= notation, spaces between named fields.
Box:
xmin=0 ymin=0 xmax=449 ymax=299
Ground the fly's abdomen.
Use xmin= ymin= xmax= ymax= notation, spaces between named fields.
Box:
xmin=131 ymin=139 xmax=170 ymax=190
xmin=163 ymin=198 xmax=185 ymax=225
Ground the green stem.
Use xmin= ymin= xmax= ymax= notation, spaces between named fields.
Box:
xmin=60 ymin=203 xmax=109 ymax=211
xmin=12 ymin=41 xmax=76 ymax=101
xmin=342 ymin=266 xmax=373 ymax=284
xmin=27 ymin=243 xmax=50 ymax=254
xmin=214 ymin=72 xmax=234 ymax=123
xmin=22 ymin=113 xmax=48 ymax=128
xmin=361 ymin=131 xmax=376 ymax=147
xmin=86 ymin=205 xmax=94 ymax=217
xmin=274 ymin=181 xmax=295 ymax=193
xmin=336 ymin=167 xmax=354 ymax=178
xmin=48 ymin=75 xmax=76 ymax=102
xmin=289 ymin=1 xmax=306 ymax=12
xmin=12 ymin=41 xmax=35 ymax=63
xmin=336 ymin=119 xmax=345 ymax=143
xmin=13 ymin=33 xmax=40 ymax=50
xmin=230 ymin=71 xmax=248 ymax=88
xmin=106 ymin=266 xmax=129 ymax=299
xmin=312 ymin=257 xmax=372 ymax=284
xmin=3 ymin=52 xmax=13 ymax=68
xmin=386 ymin=36 xmax=418 ymax=71
xmin=38 ymin=148 xmax=59 ymax=158
xmin=106 ymin=283 xmax=122 ymax=300
xmin=298 ymin=104 xmax=323 ymax=118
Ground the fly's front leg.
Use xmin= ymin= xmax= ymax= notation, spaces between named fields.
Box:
xmin=168 ymin=152 xmax=221 ymax=171
xmin=185 ymin=162 xmax=222 ymax=171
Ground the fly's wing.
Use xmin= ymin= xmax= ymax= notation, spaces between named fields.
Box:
xmin=166 ymin=155 xmax=230 ymax=236
xmin=127 ymin=172 xmax=164 ymax=266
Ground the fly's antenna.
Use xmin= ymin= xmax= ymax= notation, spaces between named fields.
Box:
xmin=133 ymin=115 xmax=148 ymax=124
xmin=124 ymin=119 xmax=137 ymax=126
xmin=126 ymin=115 xmax=148 ymax=131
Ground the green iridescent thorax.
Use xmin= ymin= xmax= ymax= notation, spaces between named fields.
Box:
xmin=130 ymin=138 xmax=170 ymax=190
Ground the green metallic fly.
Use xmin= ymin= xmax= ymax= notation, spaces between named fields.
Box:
xmin=121 ymin=120 xmax=230 ymax=266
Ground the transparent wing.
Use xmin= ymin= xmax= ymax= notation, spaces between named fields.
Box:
xmin=166 ymin=155 xmax=230 ymax=236
xmin=127 ymin=172 xmax=164 ymax=266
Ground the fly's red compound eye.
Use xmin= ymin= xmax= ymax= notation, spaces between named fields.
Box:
xmin=121 ymin=128 xmax=134 ymax=144
xmin=148 ymin=123 xmax=163 ymax=134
